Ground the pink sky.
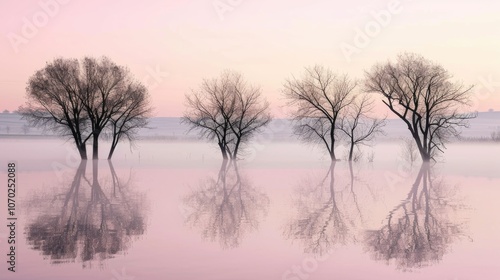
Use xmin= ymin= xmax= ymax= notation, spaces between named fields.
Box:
xmin=1 ymin=0 xmax=499 ymax=117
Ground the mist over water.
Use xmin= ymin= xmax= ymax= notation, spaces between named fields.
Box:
xmin=0 ymin=113 xmax=499 ymax=279
xmin=0 ymin=135 xmax=499 ymax=280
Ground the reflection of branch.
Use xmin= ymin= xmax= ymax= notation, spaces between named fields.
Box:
xmin=26 ymin=160 xmax=146 ymax=267
xmin=285 ymin=162 xmax=362 ymax=256
xmin=183 ymin=161 xmax=269 ymax=249
xmin=348 ymin=162 xmax=363 ymax=222
xmin=364 ymin=163 xmax=465 ymax=270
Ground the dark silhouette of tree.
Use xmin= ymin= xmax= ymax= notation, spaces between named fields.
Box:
xmin=106 ymin=81 xmax=151 ymax=159
xmin=364 ymin=163 xmax=466 ymax=270
xmin=339 ymin=93 xmax=386 ymax=161
xmin=182 ymin=161 xmax=269 ymax=249
xmin=183 ymin=70 xmax=271 ymax=160
xmin=19 ymin=58 xmax=91 ymax=159
xmin=284 ymin=162 xmax=365 ymax=256
xmin=20 ymin=57 xmax=151 ymax=160
xmin=25 ymin=160 xmax=146 ymax=267
xmin=79 ymin=57 xmax=151 ymax=159
xmin=365 ymin=53 xmax=475 ymax=161
xmin=225 ymin=74 xmax=272 ymax=159
xmin=283 ymin=66 xmax=356 ymax=161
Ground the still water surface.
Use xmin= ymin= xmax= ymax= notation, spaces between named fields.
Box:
xmin=0 ymin=139 xmax=499 ymax=279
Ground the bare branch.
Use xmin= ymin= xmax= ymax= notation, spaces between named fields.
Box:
xmin=364 ymin=53 xmax=476 ymax=161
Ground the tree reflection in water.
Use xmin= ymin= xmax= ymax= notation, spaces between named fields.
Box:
xmin=284 ymin=162 xmax=367 ymax=256
xmin=364 ymin=163 xmax=466 ymax=270
xmin=26 ymin=160 xmax=146 ymax=268
xmin=182 ymin=160 xmax=269 ymax=249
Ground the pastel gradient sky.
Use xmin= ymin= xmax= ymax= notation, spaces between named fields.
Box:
xmin=1 ymin=0 xmax=499 ymax=117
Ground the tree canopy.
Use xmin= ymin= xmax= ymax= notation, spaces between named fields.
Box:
xmin=20 ymin=57 xmax=151 ymax=159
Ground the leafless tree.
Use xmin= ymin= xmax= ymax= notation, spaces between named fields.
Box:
xmin=339 ymin=93 xmax=386 ymax=161
xmin=283 ymin=66 xmax=356 ymax=160
xmin=19 ymin=57 xmax=151 ymax=159
xmin=183 ymin=73 xmax=233 ymax=160
xmin=226 ymin=74 xmax=271 ymax=159
xmin=80 ymin=57 xmax=151 ymax=159
xmin=183 ymin=70 xmax=271 ymax=160
xmin=365 ymin=53 xmax=476 ymax=161
xmin=400 ymin=137 xmax=419 ymax=165
xmin=20 ymin=58 xmax=91 ymax=159
xmin=106 ymin=82 xmax=151 ymax=159
xmin=364 ymin=163 xmax=466 ymax=270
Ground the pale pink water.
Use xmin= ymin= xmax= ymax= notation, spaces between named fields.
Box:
xmin=0 ymin=139 xmax=499 ymax=279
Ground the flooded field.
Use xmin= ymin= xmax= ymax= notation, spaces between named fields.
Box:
xmin=0 ymin=139 xmax=499 ymax=280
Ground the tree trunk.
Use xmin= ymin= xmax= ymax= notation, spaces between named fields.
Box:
xmin=410 ymin=133 xmax=431 ymax=162
xmin=330 ymin=150 xmax=337 ymax=161
xmin=348 ymin=142 xmax=355 ymax=161
xmin=417 ymin=145 xmax=431 ymax=162
xmin=92 ymin=132 xmax=100 ymax=159
xmin=232 ymin=138 xmax=241 ymax=160
xmin=78 ymin=144 xmax=88 ymax=160
xmin=330 ymin=141 xmax=337 ymax=161
xmin=330 ymin=125 xmax=336 ymax=161
xmin=108 ymin=129 xmax=120 ymax=160
xmin=421 ymin=151 xmax=431 ymax=162
xmin=219 ymin=143 xmax=228 ymax=160
xmin=108 ymin=143 xmax=117 ymax=160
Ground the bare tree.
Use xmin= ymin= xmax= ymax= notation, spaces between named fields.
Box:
xmin=20 ymin=58 xmax=91 ymax=159
xmin=183 ymin=72 xmax=237 ymax=160
xmin=339 ymin=93 xmax=386 ymax=161
xmin=365 ymin=53 xmax=476 ymax=161
xmin=183 ymin=70 xmax=271 ymax=160
xmin=225 ymin=73 xmax=271 ymax=159
xmin=79 ymin=57 xmax=123 ymax=159
xmin=20 ymin=57 xmax=151 ymax=160
xmin=400 ymin=137 xmax=419 ymax=165
xmin=283 ymin=66 xmax=356 ymax=160
xmin=106 ymin=82 xmax=151 ymax=159
xmin=80 ymin=57 xmax=151 ymax=159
